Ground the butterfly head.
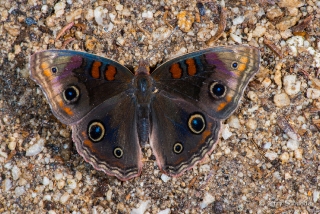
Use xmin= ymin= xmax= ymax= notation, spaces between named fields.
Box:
xmin=134 ymin=59 xmax=150 ymax=75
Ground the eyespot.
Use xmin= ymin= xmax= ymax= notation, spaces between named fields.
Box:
xmin=63 ymin=86 xmax=80 ymax=103
xmin=113 ymin=147 xmax=123 ymax=158
xmin=188 ymin=113 xmax=206 ymax=134
xmin=231 ymin=62 xmax=238 ymax=69
xmin=51 ymin=67 xmax=58 ymax=73
xmin=209 ymin=82 xmax=227 ymax=99
xmin=88 ymin=121 xmax=105 ymax=142
xmin=173 ymin=142 xmax=184 ymax=154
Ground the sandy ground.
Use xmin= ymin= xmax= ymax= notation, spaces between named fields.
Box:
xmin=0 ymin=0 xmax=320 ymax=213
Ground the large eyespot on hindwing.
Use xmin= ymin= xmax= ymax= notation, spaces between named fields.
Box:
xmin=87 ymin=121 xmax=105 ymax=142
xmin=173 ymin=142 xmax=184 ymax=154
xmin=113 ymin=147 xmax=123 ymax=158
xmin=209 ymin=81 xmax=227 ymax=99
xmin=188 ymin=113 xmax=206 ymax=134
xmin=231 ymin=61 xmax=238 ymax=69
xmin=63 ymin=86 xmax=80 ymax=104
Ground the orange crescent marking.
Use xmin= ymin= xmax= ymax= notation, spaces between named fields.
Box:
xmin=237 ymin=63 xmax=246 ymax=72
xmin=200 ymin=127 xmax=212 ymax=144
xmin=83 ymin=139 xmax=95 ymax=150
xmin=169 ymin=63 xmax=182 ymax=79
xmin=91 ymin=61 xmax=101 ymax=79
xmin=217 ymin=102 xmax=227 ymax=111
xmin=41 ymin=62 xmax=50 ymax=69
xmin=105 ymin=65 xmax=117 ymax=81
xmin=240 ymin=56 xmax=248 ymax=64
xmin=226 ymin=95 xmax=232 ymax=102
xmin=43 ymin=69 xmax=51 ymax=77
xmin=58 ymin=100 xmax=73 ymax=115
xmin=185 ymin=58 xmax=197 ymax=76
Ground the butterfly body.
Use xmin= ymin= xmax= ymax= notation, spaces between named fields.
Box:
xmin=30 ymin=46 xmax=260 ymax=180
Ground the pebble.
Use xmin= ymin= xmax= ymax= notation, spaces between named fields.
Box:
xmin=276 ymin=16 xmax=299 ymax=31
xmin=3 ymin=23 xmax=20 ymax=37
xmin=252 ymin=25 xmax=266 ymax=37
xmin=43 ymin=194 xmax=52 ymax=201
xmin=247 ymin=91 xmax=258 ymax=102
xmin=274 ymin=69 xmax=282 ymax=88
xmin=54 ymin=1 xmax=66 ymax=17
xmin=8 ymin=140 xmax=16 ymax=150
xmin=67 ymin=179 xmax=77 ymax=189
xmin=4 ymin=179 xmax=12 ymax=192
xmin=197 ymin=28 xmax=212 ymax=42
xmin=266 ymin=7 xmax=283 ymax=20
xmin=152 ymin=26 xmax=171 ymax=41
xmin=283 ymin=75 xmax=301 ymax=96
xmin=306 ymin=88 xmax=320 ymax=99
xmin=94 ymin=6 xmax=107 ymax=26
xmin=43 ymin=176 xmax=50 ymax=186
xmin=200 ymin=192 xmax=215 ymax=209
xmin=15 ymin=186 xmax=25 ymax=197
xmin=59 ymin=129 xmax=70 ymax=138
xmin=246 ymin=118 xmax=257 ymax=130
xmin=161 ymin=174 xmax=170 ymax=183
xmin=278 ymin=0 xmax=304 ymax=8
xmin=131 ymin=200 xmax=150 ymax=214
xmin=262 ymin=77 xmax=271 ymax=88
xmin=227 ymin=115 xmax=240 ymax=129
xmin=85 ymin=9 xmax=94 ymax=21
xmin=313 ymin=190 xmax=320 ymax=203
xmin=26 ymin=138 xmax=46 ymax=156
xmin=287 ymin=139 xmax=299 ymax=150
xmin=263 ymin=142 xmax=272 ymax=149
xmin=221 ymin=124 xmax=232 ymax=140
xmin=115 ymin=3 xmax=124 ymax=11
xmin=106 ymin=189 xmax=112 ymax=201
xmin=11 ymin=165 xmax=21 ymax=181
xmin=294 ymin=148 xmax=303 ymax=160
xmin=25 ymin=17 xmax=37 ymax=26
xmin=280 ymin=152 xmax=290 ymax=163
xmin=57 ymin=180 xmax=65 ymax=189
xmin=158 ymin=208 xmax=170 ymax=214
xmin=60 ymin=192 xmax=70 ymax=204
xmin=177 ymin=11 xmax=194 ymax=32
xmin=287 ymin=36 xmax=304 ymax=56
xmin=274 ymin=93 xmax=290 ymax=107
xmin=142 ymin=11 xmax=153 ymax=19
xmin=230 ymin=33 xmax=242 ymax=43
xmin=232 ymin=16 xmax=244 ymax=25
xmin=265 ymin=151 xmax=278 ymax=160
xmin=66 ymin=8 xmax=82 ymax=23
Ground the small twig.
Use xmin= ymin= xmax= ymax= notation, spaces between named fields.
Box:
xmin=206 ymin=7 xmax=227 ymax=46
xmin=55 ymin=21 xmax=74 ymax=41
xmin=61 ymin=38 xmax=75 ymax=49
xmin=163 ymin=10 xmax=173 ymax=29
xmin=264 ymin=38 xmax=283 ymax=59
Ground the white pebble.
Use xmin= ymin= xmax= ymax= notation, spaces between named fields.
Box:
xmin=294 ymin=148 xmax=303 ymax=160
xmin=263 ymin=142 xmax=272 ymax=149
xmin=230 ymin=33 xmax=242 ymax=43
xmin=44 ymin=194 xmax=52 ymax=201
xmin=67 ymin=179 xmax=77 ymax=189
xmin=158 ymin=208 xmax=170 ymax=214
xmin=141 ymin=11 xmax=153 ymax=19
xmin=221 ymin=124 xmax=232 ymax=140
xmin=115 ymin=4 xmax=123 ymax=11
xmin=307 ymin=88 xmax=320 ymax=99
xmin=8 ymin=140 xmax=17 ymax=150
xmin=233 ymin=16 xmax=244 ymax=25
xmin=199 ymin=164 xmax=211 ymax=173
xmin=131 ymin=200 xmax=150 ymax=214
xmin=43 ymin=176 xmax=50 ymax=186
xmin=54 ymin=2 xmax=66 ymax=17
xmin=60 ymin=192 xmax=70 ymax=204
xmin=12 ymin=165 xmax=21 ymax=181
xmin=161 ymin=174 xmax=170 ymax=183
xmin=57 ymin=180 xmax=65 ymax=189
xmin=227 ymin=115 xmax=240 ymax=129
xmin=262 ymin=77 xmax=271 ymax=88
xmin=274 ymin=93 xmax=290 ymax=107
xmin=287 ymin=139 xmax=299 ymax=150
xmin=15 ymin=186 xmax=25 ymax=197
xmin=313 ymin=190 xmax=320 ymax=203
xmin=247 ymin=91 xmax=258 ymax=102
xmin=152 ymin=26 xmax=171 ymax=41
xmin=94 ymin=6 xmax=107 ymax=27
xmin=54 ymin=171 xmax=63 ymax=180
xmin=287 ymin=36 xmax=304 ymax=56
xmin=283 ymin=75 xmax=301 ymax=96
xmin=265 ymin=151 xmax=278 ymax=160
xmin=106 ymin=189 xmax=112 ymax=201
xmin=26 ymin=138 xmax=46 ymax=156
xmin=4 ymin=179 xmax=12 ymax=192
xmin=200 ymin=192 xmax=215 ymax=209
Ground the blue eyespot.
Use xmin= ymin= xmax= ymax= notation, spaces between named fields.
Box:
xmin=63 ymin=86 xmax=80 ymax=103
xmin=114 ymin=147 xmax=123 ymax=158
xmin=188 ymin=113 xmax=206 ymax=134
xmin=232 ymin=62 xmax=238 ymax=69
xmin=209 ymin=82 xmax=226 ymax=98
xmin=51 ymin=67 xmax=58 ymax=73
xmin=88 ymin=121 xmax=105 ymax=142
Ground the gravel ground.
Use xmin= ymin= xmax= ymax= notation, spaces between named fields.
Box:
xmin=0 ymin=0 xmax=320 ymax=213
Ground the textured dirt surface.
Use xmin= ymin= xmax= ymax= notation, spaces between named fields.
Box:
xmin=0 ymin=0 xmax=320 ymax=213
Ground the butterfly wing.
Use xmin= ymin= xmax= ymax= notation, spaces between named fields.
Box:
xmin=150 ymin=46 xmax=260 ymax=175
xmin=30 ymin=50 xmax=133 ymax=125
xmin=30 ymin=50 xmax=142 ymax=180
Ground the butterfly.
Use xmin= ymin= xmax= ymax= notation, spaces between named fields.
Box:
xmin=30 ymin=46 xmax=260 ymax=181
